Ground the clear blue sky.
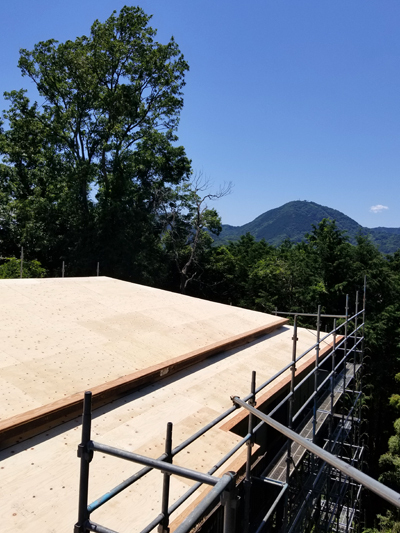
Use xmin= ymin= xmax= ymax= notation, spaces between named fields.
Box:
xmin=1 ymin=1 xmax=399 ymax=228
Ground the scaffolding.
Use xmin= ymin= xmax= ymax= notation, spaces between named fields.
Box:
xmin=74 ymin=279 xmax=400 ymax=533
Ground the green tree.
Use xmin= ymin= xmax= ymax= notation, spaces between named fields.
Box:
xmin=379 ymin=419 xmax=400 ymax=491
xmin=201 ymin=233 xmax=276 ymax=307
xmin=378 ymin=374 xmax=400 ymax=492
xmin=246 ymin=239 xmax=325 ymax=314
xmin=363 ymin=511 xmax=400 ymax=533
xmin=305 ymin=218 xmax=352 ymax=312
xmin=0 ymin=6 xmax=191 ymax=280
xmin=0 ymin=257 xmax=46 ymax=278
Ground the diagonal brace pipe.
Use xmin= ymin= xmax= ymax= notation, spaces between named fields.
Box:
xmin=231 ymin=396 xmax=400 ymax=509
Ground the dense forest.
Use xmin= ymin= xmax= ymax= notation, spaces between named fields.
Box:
xmin=0 ymin=6 xmax=399 ymax=530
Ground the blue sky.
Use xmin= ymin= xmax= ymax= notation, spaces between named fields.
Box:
xmin=1 ymin=1 xmax=399 ymax=228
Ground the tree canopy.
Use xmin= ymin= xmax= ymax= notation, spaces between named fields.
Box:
xmin=0 ymin=6 xmax=192 ymax=281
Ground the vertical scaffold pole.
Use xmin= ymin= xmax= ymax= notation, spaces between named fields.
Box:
xmin=75 ymin=391 xmax=93 ymax=533
xmin=221 ymin=473 xmax=237 ymax=533
xmin=341 ymin=295 xmax=349 ymax=455
xmin=158 ymin=422 xmax=173 ymax=533
xmin=344 ymin=293 xmax=349 ymax=371
xmin=352 ymin=291 xmax=359 ymax=451
xmin=287 ymin=315 xmax=297 ymax=469
xmin=62 ymin=260 xmax=65 ymax=278
xmin=324 ymin=316 xmax=337 ymax=530
xmin=329 ymin=319 xmax=337 ymax=453
xmin=354 ymin=291 xmax=359 ymax=381
xmin=20 ymin=246 xmax=24 ymax=278
xmin=359 ymin=276 xmax=367 ymax=450
xmin=244 ymin=371 xmax=256 ymax=533
xmin=357 ymin=277 xmax=367 ymax=517
xmin=337 ymin=302 xmax=344 ymax=532
xmin=283 ymin=315 xmax=298 ymax=529
xmin=312 ymin=305 xmax=321 ymax=443
xmin=289 ymin=316 xmax=298 ymax=431
xmin=361 ymin=276 xmax=366 ymax=368
xmin=97 ymin=262 xmax=100 ymax=277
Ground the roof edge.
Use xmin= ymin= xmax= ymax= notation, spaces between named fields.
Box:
xmin=0 ymin=317 xmax=288 ymax=450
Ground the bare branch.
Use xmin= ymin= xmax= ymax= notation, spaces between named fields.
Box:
xmin=160 ymin=174 xmax=232 ymax=293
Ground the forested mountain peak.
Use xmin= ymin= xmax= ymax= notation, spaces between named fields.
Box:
xmin=218 ymin=200 xmax=400 ymax=253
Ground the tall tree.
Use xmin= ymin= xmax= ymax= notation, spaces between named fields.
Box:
xmin=305 ymin=218 xmax=352 ymax=312
xmin=0 ymin=6 xmax=191 ymax=280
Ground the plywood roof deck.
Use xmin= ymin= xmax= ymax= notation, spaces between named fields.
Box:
xmin=0 ymin=277 xmax=334 ymax=532
xmin=0 ymin=277 xmax=282 ymax=421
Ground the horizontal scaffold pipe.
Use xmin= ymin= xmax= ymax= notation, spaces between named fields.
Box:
xmin=90 ymin=441 xmax=220 ymax=486
xmin=275 ymin=308 xmax=364 ymax=320
xmin=231 ymin=396 xmax=400 ymax=509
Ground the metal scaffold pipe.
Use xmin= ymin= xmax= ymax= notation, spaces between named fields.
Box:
xmin=173 ymin=472 xmax=236 ymax=533
xmin=90 ymin=441 xmax=221 ymax=486
xmin=231 ymin=396 xmax=400 ymax=510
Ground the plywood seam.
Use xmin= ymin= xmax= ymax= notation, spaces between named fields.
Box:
xmin=0 ymin=318 xmax=288 ymax=450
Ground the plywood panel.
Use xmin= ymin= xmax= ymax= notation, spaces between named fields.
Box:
xmin=0 ymin=321 xmax=332 ymax=533
xmin=0 ymin=277 xmax=281 ymax=420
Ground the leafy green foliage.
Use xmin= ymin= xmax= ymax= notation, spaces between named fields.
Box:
xmin=0 ymin=7 xmax=191 ymax=281
xmin=363 ymin=511 xmax=400 ymax=533
xmin=0 ymin=257 xmax=46 ymax=278
xmin=377 ymin=374 xmax=400 ymax=494
xmin=389 ymin=375 xmax=400 ymax=412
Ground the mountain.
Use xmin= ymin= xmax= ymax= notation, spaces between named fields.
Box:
xmin=216 ymin=201 xmax=400 ymax=254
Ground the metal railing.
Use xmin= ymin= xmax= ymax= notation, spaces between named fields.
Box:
xmin=74 ymin=282 xmax=377 ymax=533
xmin=231 ymin=397 xmax=400 ymax=509
xmin=75 ymin=391 xmax=237 ymax=533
